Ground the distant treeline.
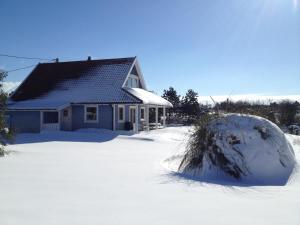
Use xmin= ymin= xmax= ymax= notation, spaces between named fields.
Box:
xmin=161 ymin=87 xmax=300 ymax=126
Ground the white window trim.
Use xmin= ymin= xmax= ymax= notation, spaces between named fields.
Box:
xmin=125 ymin=74 xmax=139 ymax=88
xmin=118 ymin=105 xmax=125 ymax=123
xmin=84 ymin=105 xmax=99 ymax=123
xmin=140 ymin=107 xmax=145 ymax=121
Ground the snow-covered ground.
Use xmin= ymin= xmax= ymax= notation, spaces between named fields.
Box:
xmin=0 ymin=127 xmax=300 ymax=225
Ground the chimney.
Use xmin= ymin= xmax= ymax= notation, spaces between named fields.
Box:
xmin=87 ymin=56 xmax=92 ymax=61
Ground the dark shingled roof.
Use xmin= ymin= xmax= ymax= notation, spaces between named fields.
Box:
xmin=11 ymin=57 xmax=141 ymax=104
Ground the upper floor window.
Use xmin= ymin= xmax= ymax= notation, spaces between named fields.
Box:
xmin=125 ymin=75 xmax=139 ymax=88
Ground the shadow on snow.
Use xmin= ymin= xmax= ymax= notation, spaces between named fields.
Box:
xmin=12 ymin=129 xmax=138 ymax=144
xmin=163 ymin=170 xmax=297 ymax=187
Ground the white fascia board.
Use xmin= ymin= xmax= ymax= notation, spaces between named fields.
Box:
xmin=7 ymin=103 xmax=70 ymax=111
xmin=57 ymin=103 xmax=71 ymax=110
xmin=122 ymin=57 xmax=146 ymax=90
xmin=134 ymin=59 xmax=147 ymax=90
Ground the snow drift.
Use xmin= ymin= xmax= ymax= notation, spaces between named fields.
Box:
xmin=178 ymin=114 xmax=296 ymax=185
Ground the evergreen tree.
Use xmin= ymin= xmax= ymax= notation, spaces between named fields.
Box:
xmin=277 ymin=100 xmax=298 ymax=126
xmin=0 ymin=70 xmax=13 ymax=156
xmin=181 ymin=89 xmax=200 ymax=118
xmin=162 ymin=87 xmax=181 ymax=114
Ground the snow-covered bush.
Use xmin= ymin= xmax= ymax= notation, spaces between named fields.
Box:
xmin=178 ymin=114 xmax=296 ymax=185
xmin=0 ymin=147 xmax=4 ymax=156
xmin=0 ymin=127 xmax=13 ymax=156
xmin=0 ymin=70 xmax=14 ymax=156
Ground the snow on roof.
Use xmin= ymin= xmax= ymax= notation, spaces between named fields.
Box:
xmin=7 ymin=57 xmax=173 ymax=109
xmin=7 ymin=57 xmax=145 ymax=109
xmin=10 ymin=57 xmax=140 ymax=103
xmin=124 ymin=88 xmax=173 ymax=107
xmin=28 ymin=64 xmax=141 ymax=103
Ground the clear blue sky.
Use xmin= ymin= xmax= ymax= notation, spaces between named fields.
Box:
xmin=0 ymin=0 xmax=299 ymax=96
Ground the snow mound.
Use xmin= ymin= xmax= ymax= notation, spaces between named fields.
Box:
xmin=178 ymin=114 xmax=296 ymax=185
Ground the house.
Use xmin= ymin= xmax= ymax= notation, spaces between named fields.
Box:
xmin=6 ymin=57 xmax=172 ymax=133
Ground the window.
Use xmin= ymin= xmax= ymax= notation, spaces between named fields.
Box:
xmin=125 ymin=75 xmax=139 ymax=88
xmin=43 ymin=112 xmax=59 ymax=124
xmin=133 ymin=78 xmax=138 ymax=87
xmin=85 ymin=105 xmax=98 ymax=123
xmin=118 ymin=105 xmax=125 ymax=122
xmin=140 ymin=107 xmax=145 ymax=120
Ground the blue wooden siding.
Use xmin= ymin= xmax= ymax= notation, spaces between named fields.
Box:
xmin=99 ymin=105 xmax=113 ymax=130
xmin=6 ymin=104 xmax=146 ymax=133
xmin=71 ymin=105 xmax=113 ymax=130
xmin=115 ymin=105 xmax=132 ymax=130
xmin=6 ymin=111 xmax=41 ymax=133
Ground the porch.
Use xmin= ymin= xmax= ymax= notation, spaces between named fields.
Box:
xmin=126 ymin=105 xmax=168 ymax=132
xmin=122 ymin=87 xmax=173 ymax=132
xmin=40 ymin=108 xmax=71 ymax=131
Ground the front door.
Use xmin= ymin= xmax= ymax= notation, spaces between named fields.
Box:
xmin=61 ymin=107 xmax=72 ymax=131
